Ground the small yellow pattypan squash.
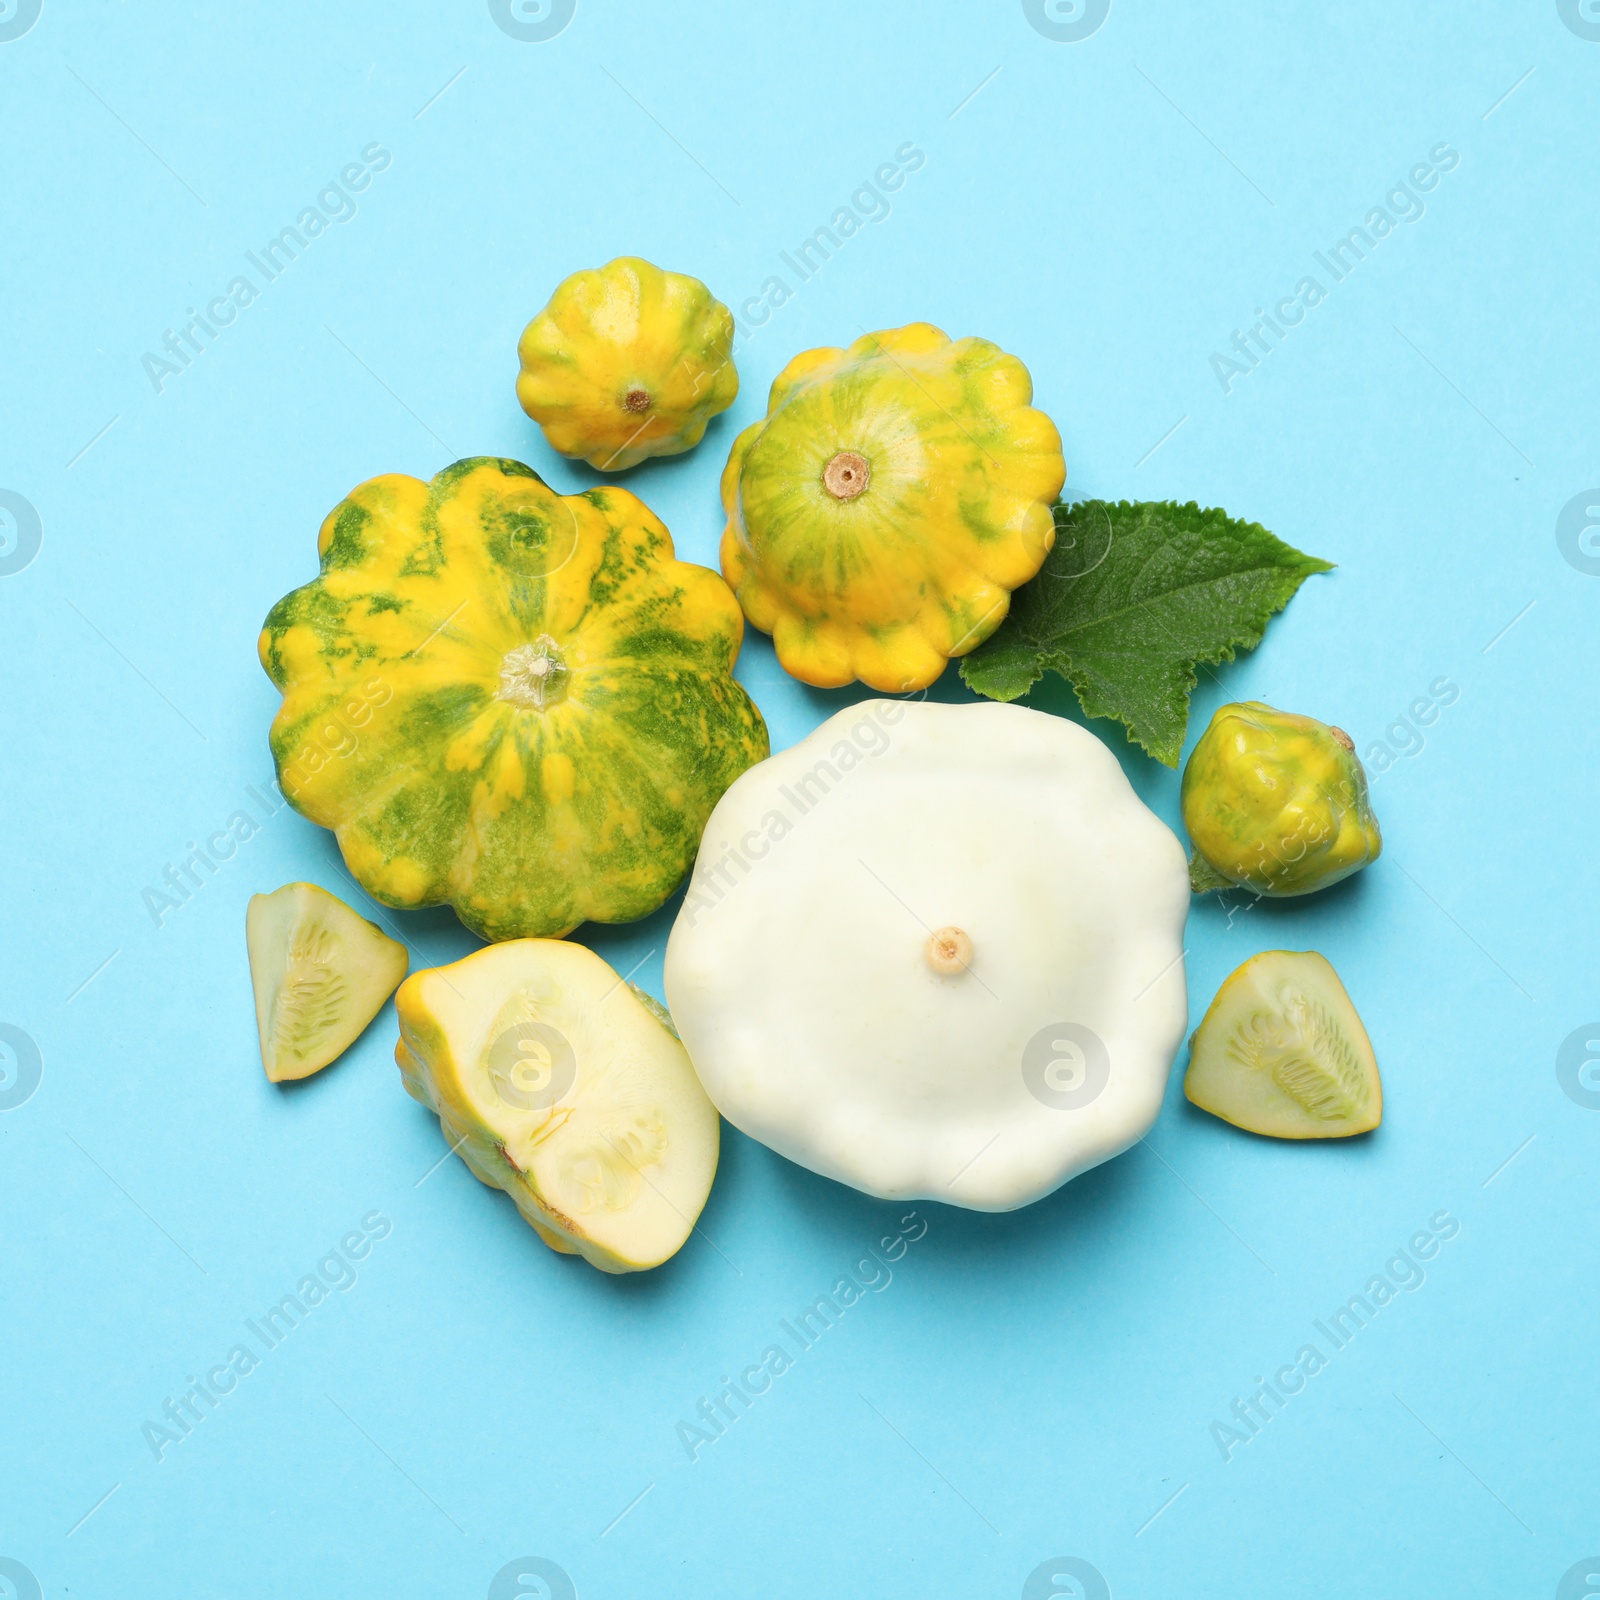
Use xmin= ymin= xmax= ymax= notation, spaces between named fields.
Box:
xmin=719 ymin=323 xmax=1066 ymax=692
xmin=259 ymin=457 xmax=768 ymax=943
xmin=1183 ymin=702 xmax=1382 ymax=897
xmin=516 ymin=256 xmax=738 ymax=471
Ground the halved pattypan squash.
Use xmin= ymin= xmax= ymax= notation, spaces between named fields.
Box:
xmin=259 ymin=457 xmax=768 ymax=943
xmin=397 ymin=939 xmax=719 ymax=1274
xmin=516 ymin=257 xmax=738 ymax=471
xmin=719 ymin=323 xmax=1066 ymax=693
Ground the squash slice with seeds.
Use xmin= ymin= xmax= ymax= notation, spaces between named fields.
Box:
xmin=247 ymin=882 xmax=408 ymax=1082
xmin=395 ymin=939 xmax=718 ymax=1274
xmin=1185 ymin=950 xmax=1382 ymax=1138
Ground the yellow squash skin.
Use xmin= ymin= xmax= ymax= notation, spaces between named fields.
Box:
xmin=516 ymin=257 xmax=739 ymax=471
xmin=1182 ymin=702 xmax=1381 ymax=897
xmin=259 ymin=457 xmax=768 ymax=943
xmin=719 ymin=323 xmax=1066 ymax=692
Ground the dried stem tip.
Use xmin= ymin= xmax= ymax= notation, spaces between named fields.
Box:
xmin=822 ymin=450 xmax=870 ymax=501
xmin=925 ymin=926 xmax=973 ymax=976
xmin=1329 ymin=725 xmax=1354 ymax=751
xmin=623 ymin=388 xmax=652 ymax=413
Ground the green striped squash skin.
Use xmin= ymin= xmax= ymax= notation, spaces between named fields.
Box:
xmin=259 ymin=457 xmax=769 ymax=942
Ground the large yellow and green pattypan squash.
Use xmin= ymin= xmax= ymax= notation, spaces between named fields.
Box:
xmin=516 ymin=257 xmax=739 ymax=472
xmin=719 ymin=323 xmax=1066 ymax=692
xmin=259 ymin=457 xmax=768 ymax=943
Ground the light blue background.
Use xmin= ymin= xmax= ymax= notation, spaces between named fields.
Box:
xmin=3 ymin=3 xmax=1596 ymax=1595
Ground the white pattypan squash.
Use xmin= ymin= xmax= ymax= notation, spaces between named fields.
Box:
xmin=663 ymin=700 xmax=1190 ymax=1211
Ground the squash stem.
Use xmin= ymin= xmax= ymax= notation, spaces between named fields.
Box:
xmin=822 ymin=450 xmax=870 ymax=500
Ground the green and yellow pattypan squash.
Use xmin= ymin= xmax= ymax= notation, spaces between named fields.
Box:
xmin=516 ymin=257 xmax=738 ymax=471
xmin=719 ymin=323 xmax=1066 ymax=693
xmin=259 ymin=457 xmax=768 ymax=942
xmin=1182 ymin=702 xmax=1381 ymax=897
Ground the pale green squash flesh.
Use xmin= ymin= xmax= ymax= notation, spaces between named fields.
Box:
xmin=1185 ymin=950 xmax=1381 ymax=1138
xmin=246 ymin=882 xmax=409 ymax=1082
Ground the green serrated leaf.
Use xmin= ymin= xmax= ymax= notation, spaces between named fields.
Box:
xmin=954 ymin=629 xmax=1045 ymax=703
xmin=960 ymin=500 xmax=1332 ymax=765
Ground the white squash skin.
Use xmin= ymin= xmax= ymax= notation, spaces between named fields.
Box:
xmin=664 ymin=700 xmax=1190 ymax=1212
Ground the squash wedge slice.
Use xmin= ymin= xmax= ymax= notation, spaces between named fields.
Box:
xmin=247 ymin=882 xmax=408 ymax=1082
xmin=1185 ymin=950 xmax=1381 ymax=1138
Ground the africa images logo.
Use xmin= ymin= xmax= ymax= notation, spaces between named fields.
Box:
xmin=1556 ymin=489 xmax=1600 ymax=575
xmin=139 ymin=145 xmax=392 ymax=394
xmin=0 ymin=490 xmax=42 ymax=576
xmin=1206 ymin=1211 xmax=1461 ymax=1460
xmin=1209 ymin=143 xmax=1460 ymax=394
xmin=1023 ymin=0 xmax=1110 ymax=43
xmin=680 ymin=700 xmax=907 ymax=925
xmin=489 ymin=0 xmax=574 ymax=42
xmin=0 ymin=0 xmax=41 ymax=44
